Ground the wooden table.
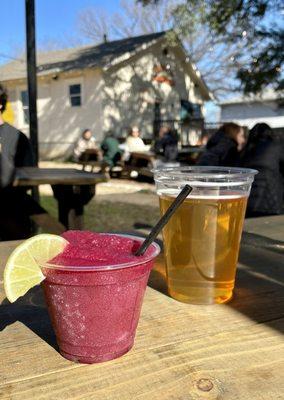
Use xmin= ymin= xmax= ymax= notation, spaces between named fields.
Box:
xmin=13 ymin=167 xmax=108 ymax=229
xmin=124 ymin=151 xmax=156 ymax=178
xmin=0 ymin=216 xmax=283 ymax=399
xmin=178 ymin=146 xmax=205 ymax=164
xmin=14 ymin=167 xmax=107 ymax=187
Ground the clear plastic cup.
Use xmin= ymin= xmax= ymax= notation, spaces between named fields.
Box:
xmin=40 ymin=234 xmax=160 ymax=363
xmin=154 ymin=166 xmax=257 ymax=305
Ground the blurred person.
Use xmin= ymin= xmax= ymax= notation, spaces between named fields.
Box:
xmin=73 ymin=128 xmax=98 ymax=162
xmin=0 ymin=83 xmax=47 ymax=239
xmin=241 ymin=123 xmax=284 ymax=217
xmin=154 ymin=125 xmax=178 ymax=162
xmin=125 ymin=126 xmax=147 ymax=153
xmin=200 ymin=133 xmax=209 ymax=146
xmin=101 ymin=132 xmax=122 ymax=167
xmin=197 ymin=122 xmax=245 ymax=167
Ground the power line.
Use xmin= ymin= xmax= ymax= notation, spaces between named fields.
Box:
xmin=0 ymin=53 xmax=24 ymax=62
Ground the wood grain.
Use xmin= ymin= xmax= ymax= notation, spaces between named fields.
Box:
xmin=0 ymin=217 xmax=283 ymax=399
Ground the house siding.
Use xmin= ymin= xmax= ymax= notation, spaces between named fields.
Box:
xmin=4 ymin=43 xmax=208 ymax=159
xmin=6 ymin=69 xmax=103 ymax=159
xmin=221 ymin=101 xmax=284 ymax=129
xmin=102 ymin=43 xmax=201 ymax=138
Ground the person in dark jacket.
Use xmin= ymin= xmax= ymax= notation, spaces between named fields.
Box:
xmin=154 ymin=125 xmax=178 ymax=162
xmin=241 ymin=123 xmax=284 ymax=217
xmin=0 ymin=83 xmax=47 ymax=239
xmin=197 ymin=122 xmax=245 ymax=167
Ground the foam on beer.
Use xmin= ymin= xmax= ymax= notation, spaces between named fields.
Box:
xmin=157 ymin=188 xmax=247 ymax=199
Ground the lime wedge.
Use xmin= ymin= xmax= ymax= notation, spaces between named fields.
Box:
xmin=4 ymin=234 xmax=68 ymax=302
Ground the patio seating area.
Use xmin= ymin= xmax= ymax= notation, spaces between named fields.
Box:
xmin=0 ymin=214 xmax=283 ymax=398
xmin=0 ymin=1 xmax=283 ymax=398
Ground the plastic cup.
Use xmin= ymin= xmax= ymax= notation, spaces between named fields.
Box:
xmin=154 ymin=166 xmax=257 ymax=305
xmin=40 ymin=234 xmax=160 ymax=364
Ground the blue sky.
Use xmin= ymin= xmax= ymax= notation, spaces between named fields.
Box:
xmin=1 ymin=0 xmax=220 ymax=120
xmin=0 ymin=0 xmax=120 ymax=60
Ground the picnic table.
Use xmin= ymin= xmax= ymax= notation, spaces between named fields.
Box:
xmin=125 ymin=147 xmax=206 ymax=178
xmin=124 ymin=151 xmax=156 ymax=178
xmin=0 ymin=215 xmax=283 ymax=399
xmin=14 ymin=167 xmax=107 ymax=186
xmin=14 ymin=167 xmax=108 ymax=229
xmin=177 ymin=146 xmax=205 ymax=164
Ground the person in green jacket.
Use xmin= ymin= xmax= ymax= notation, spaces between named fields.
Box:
xmin=100 ymin=132 xmax=122 ymax=167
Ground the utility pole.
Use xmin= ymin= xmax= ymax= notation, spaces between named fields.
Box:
xmin=25 ymin=0 xmax=39 ymax=203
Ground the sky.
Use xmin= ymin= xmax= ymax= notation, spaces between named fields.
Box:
xmin=0 ymin=0 xmax=120 ymax=60
xmin=0 ymin=0 xmax=220 ymax=121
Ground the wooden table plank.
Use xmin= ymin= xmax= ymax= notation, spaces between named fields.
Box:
xmin=14 ymin=168 xmax=108 ymax=186
xmin=0 ymin=300 xmax=283 ymax=399
xmin=0 ymin=284 xmax=283 ymax=385
xmin=0 ymin=217 xmax=283 ymax=399
xmin=244 ymin=215 xmax=284 ymax=242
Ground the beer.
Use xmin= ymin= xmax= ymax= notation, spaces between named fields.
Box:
xmin=159 ymin=194 xmax=248 ymax=304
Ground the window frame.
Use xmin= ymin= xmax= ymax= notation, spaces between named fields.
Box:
xmin=16 ymin=87 xmax=29 ymax=127
xmin=67 ymin=79 xmax=83 ymax=108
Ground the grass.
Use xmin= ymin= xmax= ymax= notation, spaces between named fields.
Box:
xmin=40 ymin=196 xmax=160 ymax=232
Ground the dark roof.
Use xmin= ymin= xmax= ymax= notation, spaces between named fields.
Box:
xmin=0 ymin=32 xmax=166 ymax=81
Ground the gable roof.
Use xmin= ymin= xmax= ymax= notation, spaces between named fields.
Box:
xmin=219 ymin=89 xmax=284 ymax=106
xmin=0 ymin=32 xmax=166 ymax=82
xmin=0 ymin=31 xmax=211 ymax=100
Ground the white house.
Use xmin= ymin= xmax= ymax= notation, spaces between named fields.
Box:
xmin=0 ymin=32 xmax=212 ymax=159
xmin=219 ymin=90 xmax=284 ymax=129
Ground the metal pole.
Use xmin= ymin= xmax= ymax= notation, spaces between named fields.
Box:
xmin=25 ymin=0 xmax=39 ymax=205
xmin=25 ymin=0 xmax=39 ymax=166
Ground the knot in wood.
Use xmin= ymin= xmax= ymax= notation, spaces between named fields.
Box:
xmin=196 ymin=378 xmax=214 ymax=392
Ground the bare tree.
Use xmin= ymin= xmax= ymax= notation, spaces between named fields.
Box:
xmin=77 ymin=0 xmax=251 ymax=97
xmin=78 ymin=1 xmax=174 ymax=42
xmin=37 ymin=35 xmax=85 ymax=53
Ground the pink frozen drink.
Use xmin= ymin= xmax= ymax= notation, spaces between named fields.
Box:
xmin=40 ymin=231 xmax=160 ymax=364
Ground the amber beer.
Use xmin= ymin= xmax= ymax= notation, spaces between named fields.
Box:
xmin=159 ymin=193 xmax=248 ymax=304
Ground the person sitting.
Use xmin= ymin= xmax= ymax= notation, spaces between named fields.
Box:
xmin=241 ymin=123 xmax=284 ymax=217
xmin=154 ymin=125 xmax=178 ymax=162
xmin=197 ymin=122 xmax=246 ymax=167
xmin=0 ymin=83 xmax=48 ymax=240
xmin=100 ymin=132 xmax=122 ymax=168
xmin=73 ymin=129 xmax=98 ymax=162
xmin=125 ymin=126 xmax=147 ymax=153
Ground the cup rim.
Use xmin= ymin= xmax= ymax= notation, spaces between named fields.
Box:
xmin=39 ymin=234 xmax=161 ymax=272
xmin=153 ymin=166 xmax=258 ymax=180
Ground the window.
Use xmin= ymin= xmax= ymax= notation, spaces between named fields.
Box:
xmin=69 ymin=84 xmax=81 ymax=107
xmin=180 ymin=100 xmax=202 ymax=120
xmin=21 ymin=90 xmax=29 ymax=124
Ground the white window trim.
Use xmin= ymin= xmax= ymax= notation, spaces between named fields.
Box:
xmin=66 ymin=78 xmax=84 ymax=108
xmin=17 ymin=86 xmax=29 ymax=128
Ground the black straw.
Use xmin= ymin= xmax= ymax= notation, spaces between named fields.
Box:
xmin=135 ymin=184 xmax=192 ymax=256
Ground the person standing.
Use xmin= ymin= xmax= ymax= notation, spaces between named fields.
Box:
xmin=241 ymin=123 xmax=284 ymax=217
xmin=0 ymin=83 xmax=47 ymax=239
